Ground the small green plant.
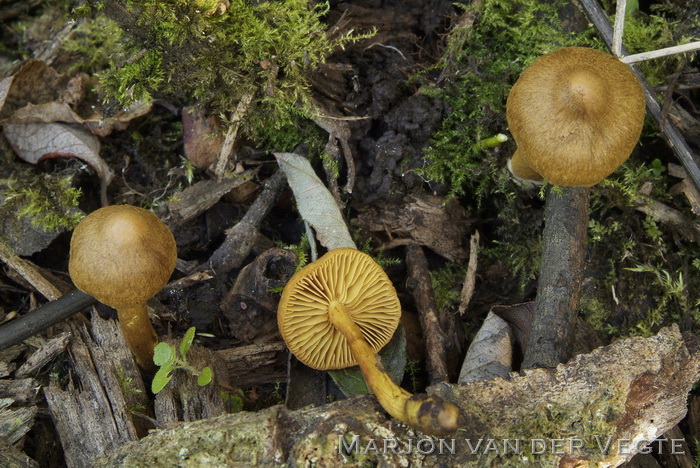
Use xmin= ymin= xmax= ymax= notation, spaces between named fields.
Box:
xmin=151 ymin=327 xmax=213 ymax=393
xmin=625 ymin=263 xmax=692 ymax=336
xmin=221 ymin=388 xmax=246 ymax=413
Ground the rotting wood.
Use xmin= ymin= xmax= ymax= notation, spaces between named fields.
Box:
xmin=0 ymin=241 xmax=62 ymax=301
xmin=44 ymin=313 xmax=146 ymax=467
xmin=154 ymin=343 xmax=228 ymax=426
xmin=15 ymin=332 xmax=70 ymax=378
xmin=203 ymin=170 xmax=287 ymax=275
xmin=216 ymin=342 xmax=287 ymax=388
xmin=96 ymin=326 xmax=699 ymax=467
xmin=0 ymin=378 xmax=39 ymax=405
xmin=0 ymin=438 xmax=38 ymax=468
xmin=163 ymin=174 xmax=255 ymax=228
xmin=0 ymin=405 xmax=36 ymax=444
xmin=522 ymin=186 xmax=589 ymax=369
xmin=405 ymin=244 xmax=449 ymax=384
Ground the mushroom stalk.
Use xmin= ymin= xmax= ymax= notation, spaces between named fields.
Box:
xmin=117 ymin=305 xmax=159 ymax=371
xmin=522 ymin=186 xmax=589 ymax=369
xmin=327 ymin=301 xmax=461 ymax=435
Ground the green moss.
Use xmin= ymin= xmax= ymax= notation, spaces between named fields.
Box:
xmin=61 ymin=14 xmax=125 ymax=74
xmin=87 ymin=0 xmax=371 ymax=146
xmin=420 ymin=0 xmax=598 ymax=199
xmin=430 ymin=262 xmax=466 ymax=313
xmin=578 ymin=157 xmax=700 ymax=338
xmin=1 ymin=172 xmax=82 ymax=233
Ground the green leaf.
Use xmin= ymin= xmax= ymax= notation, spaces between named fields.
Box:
xmin=198 ymin=367 xmax=213 ymax=387
xmin=153 ymin=342 xmax=175 ymax=367
xmin=274 ymin=153 xmax=356 ymax=250
xmin=151 ymin=367 xmax=173 ymax=394
xmin=181 ymin=327 xmax=196 ymax=357
xmin=329 ymin=324 xmax=407 ymax=397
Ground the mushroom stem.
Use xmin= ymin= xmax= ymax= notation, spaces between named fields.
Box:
xmin=327 ymin=301 xmax=462 ymax=435
xmin=117 ymin=305 xmax=158 ymax=371
xmin=522 ymin=186 xmax=589 ymax=369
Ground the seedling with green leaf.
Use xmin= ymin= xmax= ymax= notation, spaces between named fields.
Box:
xmin=151 ymin=327 xmax=213 ymax=394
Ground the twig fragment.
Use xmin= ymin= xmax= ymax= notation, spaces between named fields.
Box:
xmin=405 ymin=244 xmax=449 ymax=384
xmin=458 ymin=231 xmax=480 ymax=316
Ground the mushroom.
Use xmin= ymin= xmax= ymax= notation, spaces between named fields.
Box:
xmin=506 ymin=47 xmax=645 ymax=186
xmin=505 ymin=47 xmax=646 ymax=368
xmin=278 ymin=247 xmax=463 ymax=435
xmin=69 ymin=205 xmax=177 ymax=369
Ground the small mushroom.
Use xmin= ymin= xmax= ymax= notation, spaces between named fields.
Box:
xmin=69 ymin=205 xmax=177 ymax=369
xmin=278 ymin=248 xmax=463 ymax=435
xmin=505 ymin=47 xmax=646 ymax=368
xmin=506 ymin=47 xmax=645 ymax=186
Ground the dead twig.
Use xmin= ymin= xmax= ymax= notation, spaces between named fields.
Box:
xmin=458 ymin=231 xmax=480 ymax=316
xmin=203 ymin=170 xmax=287 ymax=275
xmin=405 ymin=244 xmax=449 ymax=384
xmin=213 ymin=91 xmax=255 ymax=179
xmin=0 ymin=241 xmax=62 ymax=301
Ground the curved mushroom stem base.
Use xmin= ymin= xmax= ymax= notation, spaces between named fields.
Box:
xmin=328 ymin=302 xmax=463 ymax=435
xmin=117 ymin=305 xmax=158 ymax=371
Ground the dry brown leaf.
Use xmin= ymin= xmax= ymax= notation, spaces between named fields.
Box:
xmin=3 ymin=122 xmax=114 ymax=186
xmin=458 ymin=310 xmax=513 ymax=383
xmin=182 ymin=106 xmax=224 ymax=170
xmin=0 ymin=60 xmax=67 ymax=120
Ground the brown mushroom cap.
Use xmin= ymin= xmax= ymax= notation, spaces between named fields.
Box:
xmin=69 ymin=205 xmax=177 ymax=309
xmin=277 ymin=248 xmax=401 ymax=370
xmin=506 ymin=47 xmax=646 ymax=187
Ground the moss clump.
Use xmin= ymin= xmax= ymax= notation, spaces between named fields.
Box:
xmin=1 ymin=172 xmax=82 ymax=233
xmin=88 ymin=0 xmax=370 ymax=143
xmin=61 ymin=14 xmax=125 ymax=74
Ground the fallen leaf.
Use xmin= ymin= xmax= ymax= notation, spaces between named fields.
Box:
xmin=274 ymin=152 xmax=356 ymax=250
xmin=3 ymin=122 xmax=114 ymax=186
xmin=182 ymin=106 xmax=224 ymax=169
xmin=458 ymin=311 xmax=513 ymax=384
xmin=0 ymin=60 xmax=67 ymax=120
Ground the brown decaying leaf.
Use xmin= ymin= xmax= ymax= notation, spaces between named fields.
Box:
xmin=3 ymin=122 xmax=114 ymax=186
xmin=0 ymin=60 xmax=153 ymax=199
xmin=182 ymin=106 xmax=224 ymax=170
xmin=458 ymin=311 xmax=513 ymax=383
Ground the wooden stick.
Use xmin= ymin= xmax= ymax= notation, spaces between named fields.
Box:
xmin=522 ymin=187 xmax=589 ymax=369
xmin=405 ymin=244 xmax=449 ymax=383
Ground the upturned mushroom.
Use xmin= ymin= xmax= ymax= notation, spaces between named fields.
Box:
xmin=505 ymin=47 xmax=646 ymax=368
xmin=506 ymin=47 xmax=645 ymax=186
xmin=69 ymin=205 xmax=177 ymax=369
xmin=278 ymin=248 xmax=463 ymax=435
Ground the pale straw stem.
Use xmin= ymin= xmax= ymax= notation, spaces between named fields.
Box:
xmin=611 ymin=0 xmax=627 ymax=58
xmin=620 ymin=41 xmax=700 ymax=64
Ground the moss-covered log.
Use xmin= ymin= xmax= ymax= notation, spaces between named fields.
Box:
xmin=97 ymin=326 xmax=699 ymax=467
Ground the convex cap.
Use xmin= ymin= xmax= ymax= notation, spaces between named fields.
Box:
xmin=69 ymin=205 xmax=177 ymax=309
xmin=506 ymin=47 xmax=646 ymax=187
xmin=278 ymin=248 xmax=401 ymax=370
